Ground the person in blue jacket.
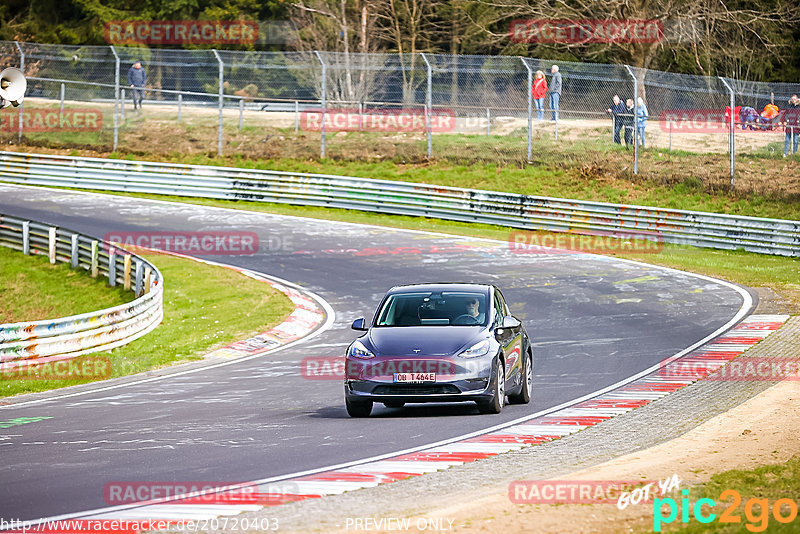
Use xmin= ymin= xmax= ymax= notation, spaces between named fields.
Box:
xmin=636 ymin=97 xmax=649 ymax=148
xmin=127 ymin=61 xmax=147 ymax=111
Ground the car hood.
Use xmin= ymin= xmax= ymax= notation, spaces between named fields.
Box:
xmin=366 ymin=326 xmax=487 ymax=357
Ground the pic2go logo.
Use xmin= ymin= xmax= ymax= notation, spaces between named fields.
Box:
xmin=654 ymin=489 xmax=799 ymax=532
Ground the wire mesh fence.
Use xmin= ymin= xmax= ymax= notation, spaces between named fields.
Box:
xmin=1 ymin=39 xmax=799 ymax=180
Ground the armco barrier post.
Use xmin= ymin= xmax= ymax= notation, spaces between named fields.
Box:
xmin=521 ymin=58 xmax=533 ymax=162
xmin=123 ymin=254 xmax=131 ymax=290
xmin=70 ymin=233 xmax=79 ymax=268
xmin=135 ymin=259 xmax=143 ymax=296
xmin=91 ymin=240 xmax=99 ymax=277
xmin=22 ymin=221 xmax=30 ymax=255
xmin=719 ymin=76 xmax=736 ymax=186
xmin=212 ymin=49 xmax=224 ymax=157
xmin=421 ymin=53 xmax=433 ymax=158
xmin=314 ymin=51 xmax=326 ymax=159
xmin=108 ymin=249 xmax=117 ymax=287
xmin=48 ymin=227 xmax=57 ymax=264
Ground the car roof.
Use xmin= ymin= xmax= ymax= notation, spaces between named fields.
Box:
xmin=386 ymin=283 xmax=493 ymax=295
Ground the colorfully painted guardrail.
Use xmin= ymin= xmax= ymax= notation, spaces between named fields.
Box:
xmin=0 ymin=213 xmax=163 ymax=365
xmin=0 ymin=151 xmax=797 ymax=256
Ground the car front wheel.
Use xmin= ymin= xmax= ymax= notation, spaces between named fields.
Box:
xmin=346 ymin=398 xmax=373 ymax=417
xmin=508 ymin=350 xmax=532 ymax=405
xmin=477 ymin=359 xmax=504 ymax=414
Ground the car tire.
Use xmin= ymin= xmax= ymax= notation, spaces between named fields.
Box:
xmin=508 ymin=349 xmax=532 ymax=405
xmin=477 ymin=359 xmax=504 ymax=414
xmin=383 ymin=401 xmax=405 ymax=408
xmin=346 ymin=398 xmax=373 ymax=417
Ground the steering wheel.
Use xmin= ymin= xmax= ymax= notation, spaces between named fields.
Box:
xmin=452 ymin=314 xmax=480 ymax=325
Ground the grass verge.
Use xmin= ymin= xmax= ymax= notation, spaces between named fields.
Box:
xmin=0 ymin=249 xmax=295 ymax=398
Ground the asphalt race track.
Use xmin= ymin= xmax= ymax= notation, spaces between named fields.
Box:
xmin=0 ymin=185 xmax=751 ymax=522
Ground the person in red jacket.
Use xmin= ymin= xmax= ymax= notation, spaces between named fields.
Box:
xmin=532 ymin=70 xmax=548 ymax=121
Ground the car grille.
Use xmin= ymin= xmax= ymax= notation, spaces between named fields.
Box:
xmin=372 ymin=384 xmax=461 ymax=395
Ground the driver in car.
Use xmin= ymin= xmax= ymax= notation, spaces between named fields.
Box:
xmin=464 ymin=297 xmax=485 ymax=323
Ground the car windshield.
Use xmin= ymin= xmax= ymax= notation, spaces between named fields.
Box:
xmin=375 ymin=291 xmax=488 ymax=327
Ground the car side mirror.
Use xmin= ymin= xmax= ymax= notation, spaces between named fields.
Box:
xmin=502 ymin=316 xmax=521 ymax=329
xmin=351 ymin=318 xmax=368 ymax=331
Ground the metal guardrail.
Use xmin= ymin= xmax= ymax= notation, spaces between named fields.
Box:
xmin=0 ymin=213 xmax=163 ymax=364
xmin=0 ymin=151 xmax=797 ymax=257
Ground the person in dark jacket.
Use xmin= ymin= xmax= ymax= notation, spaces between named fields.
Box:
xmin=622 ymin=98 xmax=635 ymax=147
xmin=127 ymin=61 xmax=146 ymax=111
xmin=606 ymin=95 xmax=625 ymax=144
xmin=549 ymin=65 xmax=562 ymax=121
xmin=783 ymin=94 xmax=800 ymax=157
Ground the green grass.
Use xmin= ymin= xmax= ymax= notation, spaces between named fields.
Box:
xmin=0 ymin=246 xmax=130 ymax=323
xmin=93 ymin=144 xmax=800 ymax=221
xmin=653 ymin=455 xmax=800 ymax=533
xmin=0 ymin=249 xmax=295 ymax=398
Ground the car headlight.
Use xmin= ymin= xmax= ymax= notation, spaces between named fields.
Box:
xmin=348 ymin=339 xmax=375 ymax=359
xmin=458 ymin=339 xmax=490 ymax=358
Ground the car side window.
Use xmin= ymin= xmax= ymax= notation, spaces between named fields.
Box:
xmin=496 ymin=289 xmax=510 ymax=316
xmin=493 ymin=291 xmax=504 ymax=326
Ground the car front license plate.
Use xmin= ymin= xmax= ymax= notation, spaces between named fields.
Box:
xmin=393 ymin=372 xmax=436 ymax=383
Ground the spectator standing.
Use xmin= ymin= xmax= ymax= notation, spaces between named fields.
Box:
xmin=606 ymin=95 xmax=625 ymax=144
xmin=636 ymin=97 xmax=648 ymax=148
xmin=127 ymin=61 xmax=146 ymax=111
xmin=623 ymin=98 xmax=635 ymax=147
xmin=549 ymin=65 xmax=562 ymax=121
xmin=784 ymin=94 xmax=800 ymax=157
xmin=532 ymin=70 xmax=548 ymax=121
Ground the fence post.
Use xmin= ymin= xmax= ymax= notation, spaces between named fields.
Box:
xmin=14 ymin=41 xmax=24 ymax=144
xmin=486 ymin=108 xmax=490 ymax=136
xmin=420 ymin=53 xmax=433 ymax=159
xmin=212 ymin=49 xmax=224 ymax=157
xmin=294 ymin=100 xmax=299 ymax=132
xmin=109 ymin=45 xmax=120 ymax=151
xmin=177 ymin=93 xmax=182 ymax=122
xmin=22 ymin=221 xmax=30 ymax=255
xmin=314 ymin=51 xmax=326 ymax=158
xmin=719 ymin=76 xmax=736 ymax=186
xmin=121 ymin=89 xmax=126 ymax=121
xmin=60 ymin=84 xmax=65 ymax=116
xmin=624 ymin=65 xmax=638 ymax=175
xmin=238 ymin=98 xmax=244 ymax=130
xmin=521 ymin=58 xmax=533 ymax=162
xmin=70 ymin=233 xmax=79 ymax=268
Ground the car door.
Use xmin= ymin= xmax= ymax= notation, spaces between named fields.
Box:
xmin=493 ymin=288 xmax=524 ymax=384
